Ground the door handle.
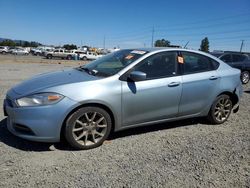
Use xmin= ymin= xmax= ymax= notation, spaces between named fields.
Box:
xmin=209 ymin=76 xmax=219 ymax=80
xmin=168 ymin=82 xmax=180 ymax=87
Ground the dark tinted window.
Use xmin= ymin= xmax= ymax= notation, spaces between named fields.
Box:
xmin=232 ymin=54 xmax=246 ymax=62
xmin=220 ymin=54 xmax=232 ymax=62
xmin=134 ymin=51 xmax=177 ymax=79
xmin=182 ymin=52 xmax=215 ymax=74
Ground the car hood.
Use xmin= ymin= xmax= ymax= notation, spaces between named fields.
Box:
xmin=12 ymin=68 xmax=100 ymax=96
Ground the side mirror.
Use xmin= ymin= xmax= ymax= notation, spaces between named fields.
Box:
xmin=129 ymin=71 xmax=146 ymax=81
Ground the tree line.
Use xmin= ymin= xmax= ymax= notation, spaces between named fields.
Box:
xmin=154 ymin=37 xmax=210 ymax=52
xmin=0 ymin=39 xmax=42 ymax=47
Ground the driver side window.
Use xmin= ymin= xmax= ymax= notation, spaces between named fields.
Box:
xmin=133 ymin=51 xmax=177 ymax=80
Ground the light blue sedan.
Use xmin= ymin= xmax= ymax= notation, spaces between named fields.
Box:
xmin=4 ymin=48 xmax=242 ymax=149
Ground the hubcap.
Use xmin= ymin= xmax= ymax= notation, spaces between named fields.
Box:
xmin=214 ymin=97 xmax=231 ymax=122
xmin=242 ymin=72 xmax=249 ymax=83
xmin=72 ymin=112 xmax=107 ymax=146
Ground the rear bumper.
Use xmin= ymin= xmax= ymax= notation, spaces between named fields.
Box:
xmin=233 ymin=102 xmax=239 ymax=113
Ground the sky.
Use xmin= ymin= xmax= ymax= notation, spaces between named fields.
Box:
xmin=0 ymin=0 xmax=250 ymax=51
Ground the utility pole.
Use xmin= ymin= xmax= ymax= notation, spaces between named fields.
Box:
xmin=240 ymin=40 xmax=244 ymax=52
xmin=103 ymin=35 xmax=106 ymax=49
xmin=151 ymin=26 xmax=155 ymax=47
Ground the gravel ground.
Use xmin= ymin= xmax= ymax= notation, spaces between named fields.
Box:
xmin=0 ymin=54 xmax=249 ymax=188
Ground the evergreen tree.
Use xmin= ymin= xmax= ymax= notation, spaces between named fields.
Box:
xmin=200 ymin=37 xmax=209 ymax=52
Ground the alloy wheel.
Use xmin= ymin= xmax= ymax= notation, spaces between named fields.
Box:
xmin=241 ymin=71 xmax=249 ymax=84
xmin=214 ymin=97 xmax=232 ymax=122
xmin=72 ymin=111 xmax=108 ymax=146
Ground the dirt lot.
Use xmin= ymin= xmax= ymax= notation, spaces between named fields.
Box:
xmin=0 ymin=54 xmax=249 ymax=188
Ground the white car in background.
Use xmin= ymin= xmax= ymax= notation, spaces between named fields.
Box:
xmin=0 ymin=46 xmax=9 ymax=54
xmin=81 ymin=51 xmax=103 ymax=60
xmin=12 ymin=48 xmax=29 ymax=55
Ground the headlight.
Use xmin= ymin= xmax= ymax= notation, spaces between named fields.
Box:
xmin=16 ymin=93 xmax=64 ymax=107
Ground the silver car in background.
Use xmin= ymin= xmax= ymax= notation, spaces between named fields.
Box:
xmin=4 ymin=48 xmax=242 ymax=150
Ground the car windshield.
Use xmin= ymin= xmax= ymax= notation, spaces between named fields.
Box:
xmin=80 ymin=49 xmax=148 ymax=77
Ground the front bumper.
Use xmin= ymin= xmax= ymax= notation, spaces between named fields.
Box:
xmin=4 ymin=96 xmax=78 ymax=142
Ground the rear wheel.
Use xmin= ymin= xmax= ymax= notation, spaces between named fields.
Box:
xmin=67 ymin=55 xmax=72 ymax=60
xmin=82 ymin=56 xmax=87 ymax=61
xmin=64 ymin=107 xmax=112 ymax=150
xmin=47 ymin=54 xmax=52 ymax=59
xmin=241 ymin=71 xmax=249 ymax=84
xmin=207 ymin=94 xmax=232 ymax=124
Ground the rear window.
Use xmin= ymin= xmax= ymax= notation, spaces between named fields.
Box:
xmin=232 ymin=54 xmax=247 ymax=62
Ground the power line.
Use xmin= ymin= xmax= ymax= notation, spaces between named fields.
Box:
xmin=106 ymin=13 xmax=250 ymax=41
xmin=154 ymin=12 xmax=250 ymax=30
xmin=157 ymin=19 xmax=250 ymax=33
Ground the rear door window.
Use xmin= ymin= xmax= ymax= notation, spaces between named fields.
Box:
xmin=181 ymin=52 xmax=216 ymax=74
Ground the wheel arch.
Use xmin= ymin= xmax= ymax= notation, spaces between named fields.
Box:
xmin=60 ymin=102 xmax=116 ymax=140
xmin=217 ymin=90 xmax=239 ymax=106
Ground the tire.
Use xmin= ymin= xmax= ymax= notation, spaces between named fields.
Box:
xmin=67 ymin=55 xmax=72 ymax=60
xmin=241 ymin=71 xmax=249 ymax=84
xmin=2 ymin=51 xmax=6 ymax=55
xmin=82 ymin=56 xmax=87 ymax=61
xmin=207 ymin=94 xmax=232 ymax=124
xmin=47 ymin=54 xmax=52 ymax=59
xmin=64 ymin=107 xmax=112 ymax=150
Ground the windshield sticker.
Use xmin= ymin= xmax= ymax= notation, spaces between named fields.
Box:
xmin=178 ymin=56 xmax=184 ymax=64
xmin=131 ymin=50 xmax=146 ymax=55
xmin=125 ymin=54 xmax=134 ymax=60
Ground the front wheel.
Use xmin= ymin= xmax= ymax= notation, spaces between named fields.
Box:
xmin=207 ymin=94 xmax=232 ymax=124
xmin=64 ymin=107 xmax=112 ymax=150
xmin=67 ymin=55 xmax=72 ymax=60
xmin=241 ymin=71 xmax=249 ymax=84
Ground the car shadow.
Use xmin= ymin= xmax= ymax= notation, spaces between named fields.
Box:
xmin=108 ymin=117 xmax=206 ymax=140
xmin=0 ymin=117 xmax=207 ymax=152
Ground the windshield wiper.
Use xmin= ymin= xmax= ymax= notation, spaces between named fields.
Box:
xmin=77 ymin=67 xmax=98 ymax=76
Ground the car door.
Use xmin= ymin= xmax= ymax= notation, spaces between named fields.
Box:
xmin=231 ymin=54 xmax=248 ymax=69
xmin=121 ymin=51 xmax=182 ymax=126
xmin=178 ymin=51 xmax=220 ymax=116
xmin=53 ymin=49 xmax=59 ymax=57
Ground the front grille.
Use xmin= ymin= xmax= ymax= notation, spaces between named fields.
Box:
xmin=13 ymin=124 xmax=35 ymax=135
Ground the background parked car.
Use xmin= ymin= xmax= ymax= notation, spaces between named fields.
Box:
xmin=11 ymin=48 xmax=29 ymax=55
xmin=81 ymin=51 xmax=103 ymax=60
xmin=0 ymin=46 xmax=9 ymax=54
xmin=44 ymin=48 xmax=74 ymax=60
xmin=211 ymin=52 xmax=250 ymax=84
